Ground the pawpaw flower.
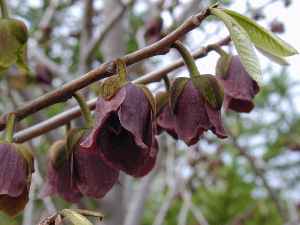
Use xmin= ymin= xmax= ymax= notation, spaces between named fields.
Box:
xmin=81 ymin=59 xmax=158 ymax=177
xmin=216 ymin=55 xmax=259 ymax=113
xmin=170 ymin=77 xmax=227 ymax=146
xmin=0 ymin=143 xmax=34 ymax=217
xmin=168 ymin=41 xmax=226 ymax=146
xmin=43 ymin=93 xmax=119 ymax=201
xmin=70 ymin=128 xmax=119 ymax=199
xmin=156 ymin=91 xmax=178 ymax=139
xmin=0 ymin=114 xmax=34 ymax=216
xmin=42 ymin=139 xmax=82 ymax=203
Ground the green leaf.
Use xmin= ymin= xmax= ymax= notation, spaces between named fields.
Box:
xmin=0 ymin=19 xmax=29 ymax=73
xmin=257 ymin=47 xmax=289 ymax=66
xmin=223 ymin=9 xmax=298 ymax=57
xmin=210 ymin=8 xmax=261 ymax=83
xmin=60 ymin=209 xmax=93 ymax=225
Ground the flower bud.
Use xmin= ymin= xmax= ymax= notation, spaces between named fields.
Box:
xmin=216 ymin=55 xmax=260 ymax=113
xmin=0 ymin=142 xmax=34 ymax=217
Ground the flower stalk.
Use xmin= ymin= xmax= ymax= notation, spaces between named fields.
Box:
xmin=0 ymin=0 xmax=9 ymax=18
xmin=172 ymin=41 xmax=200 ymax=78
xmin=73 ymin=93 xmax=93 ymax=128
xmin=5 ymin=113 xmax=16 ymax=143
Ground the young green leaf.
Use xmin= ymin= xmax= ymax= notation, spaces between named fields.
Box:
xmin=210 ymin=8 xmax=261 ymax=83
xmin=257 ymin=47 xmax=289 ymax=66
xmin=223 ymin=9 xmax=298 ymax=57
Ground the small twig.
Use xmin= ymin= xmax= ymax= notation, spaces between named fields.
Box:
xmin=12 ymin=36 xmax=230 ymax=143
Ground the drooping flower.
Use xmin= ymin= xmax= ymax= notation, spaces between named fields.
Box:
xmin=170 ymin=77 xmax=227 ymax=146
xmin=156 ymin=91 xmax=177 ymax=139
xmin=216 ymin=55 xmax=260 ymax=113
xmin=70 ymin=129 xmax=119 ymax=199
xmin=81 ymin=82 xmax=158 ymax=178
xmin=167 ymin=41 xmax=226 ymax=146
xmin=43 ymin=131 xmax=119 ymax=202
xmin=0 ymin=142 xmax=34 ymax=217
xmin=42 ymin=139 xmax=82 ymax=203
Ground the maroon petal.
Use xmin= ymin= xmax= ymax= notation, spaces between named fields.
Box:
xmin=96 ymin=113 xmax=157 ymax=177
xmin=118 ymin=83 xmax=153 ymax=149
xmin=75 ymin=146 xmax=119 ymax=198
xmin=157 ymin=104 xmax=178 ymax=139
xmin=0 ymin=143 xmax=27 ymax=197
xmin=0 ymin=187 xmax=29 ymax=217
xmin=42 ymin=151 xmax=82 ymax=203
xmin=174 ymin=81 xmax=210 ymax=146
xmin=218 ymin=56 xmax=259 ymax=113
xmin=205 ymin=104 xmax=227 ymax=138
xmin=80 ymin=86 xmax=126 ymax=150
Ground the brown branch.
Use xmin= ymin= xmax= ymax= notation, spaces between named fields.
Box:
xmin=12 ymin=36 xmax=230 ymax=143
xmin=0 ymin=6 xmax=211 ymax=131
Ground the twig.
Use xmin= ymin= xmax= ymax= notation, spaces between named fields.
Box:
xmin=0 ymin=6 xmax=211 ymax=131
xmin=12 ymin=36 xmax=230 ymax=143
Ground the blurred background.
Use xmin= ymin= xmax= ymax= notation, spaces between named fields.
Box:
xmin=0 ymin=0 xmax=299 ymax=224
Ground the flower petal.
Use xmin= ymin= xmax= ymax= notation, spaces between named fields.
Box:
xmin=218 ymin=56 xmax=260 ymax=113
xmin=80 ymin=86 xmax=126 ymax=150
xmin=0 ymin=143 xmax=27 ymax=197
xmin=75 ymin=146 xmax=119 ymax=198
xmin=173 ymin=81 xmax=210 ymax=145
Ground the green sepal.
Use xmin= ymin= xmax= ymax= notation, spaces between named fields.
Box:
xmin=216 ymin=54 xmax=232 ymax=78
xmin=48 ymin=139 xmax=68 ymax=169
xmin=0 ymin=18 xmax=29 ymax=73
xmin=136 ymin=84 xmax=156 ymax=116
xmin=170 ymin=77 xmax=189 ymax=112
xmin=99 ymin=75 xmax=127 ymax=100
xmin=191 ymin=75 xmax=224 ymax=110
xmin=155 ymin=91 xmax=169 ymax=116
xmin=66 ymin=128 xmax=86 ymax=153
xmin=60 ymin=209 xmax=93 ymax=225
xmin=15 ymin=144 xmax=34 ymax=175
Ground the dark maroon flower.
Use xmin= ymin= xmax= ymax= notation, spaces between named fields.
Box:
xmin=81 ymin=83 xmax=158 ymax=177
xmin=156 ymin=91 xmax=178 ymax=139
xmin=170 ymin=77 xmax=226 ymax=146
xmin=42 ymin=139 xmax=82 ymax=203
xmin=217 ymin=55 xmax=260 ymax=113
xmin=43 ymin=129 xmax=119 ymax=201
xmin=71 ymin=129 xmax=119 ymax=199
xmin=0 ymin=142 xmax=34 ymax=217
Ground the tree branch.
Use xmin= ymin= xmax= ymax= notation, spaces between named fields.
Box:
xmin=0 ymin=6 xmax=211 ymax=131
xmin=12 ymin=36 xmax=230 ymax=143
